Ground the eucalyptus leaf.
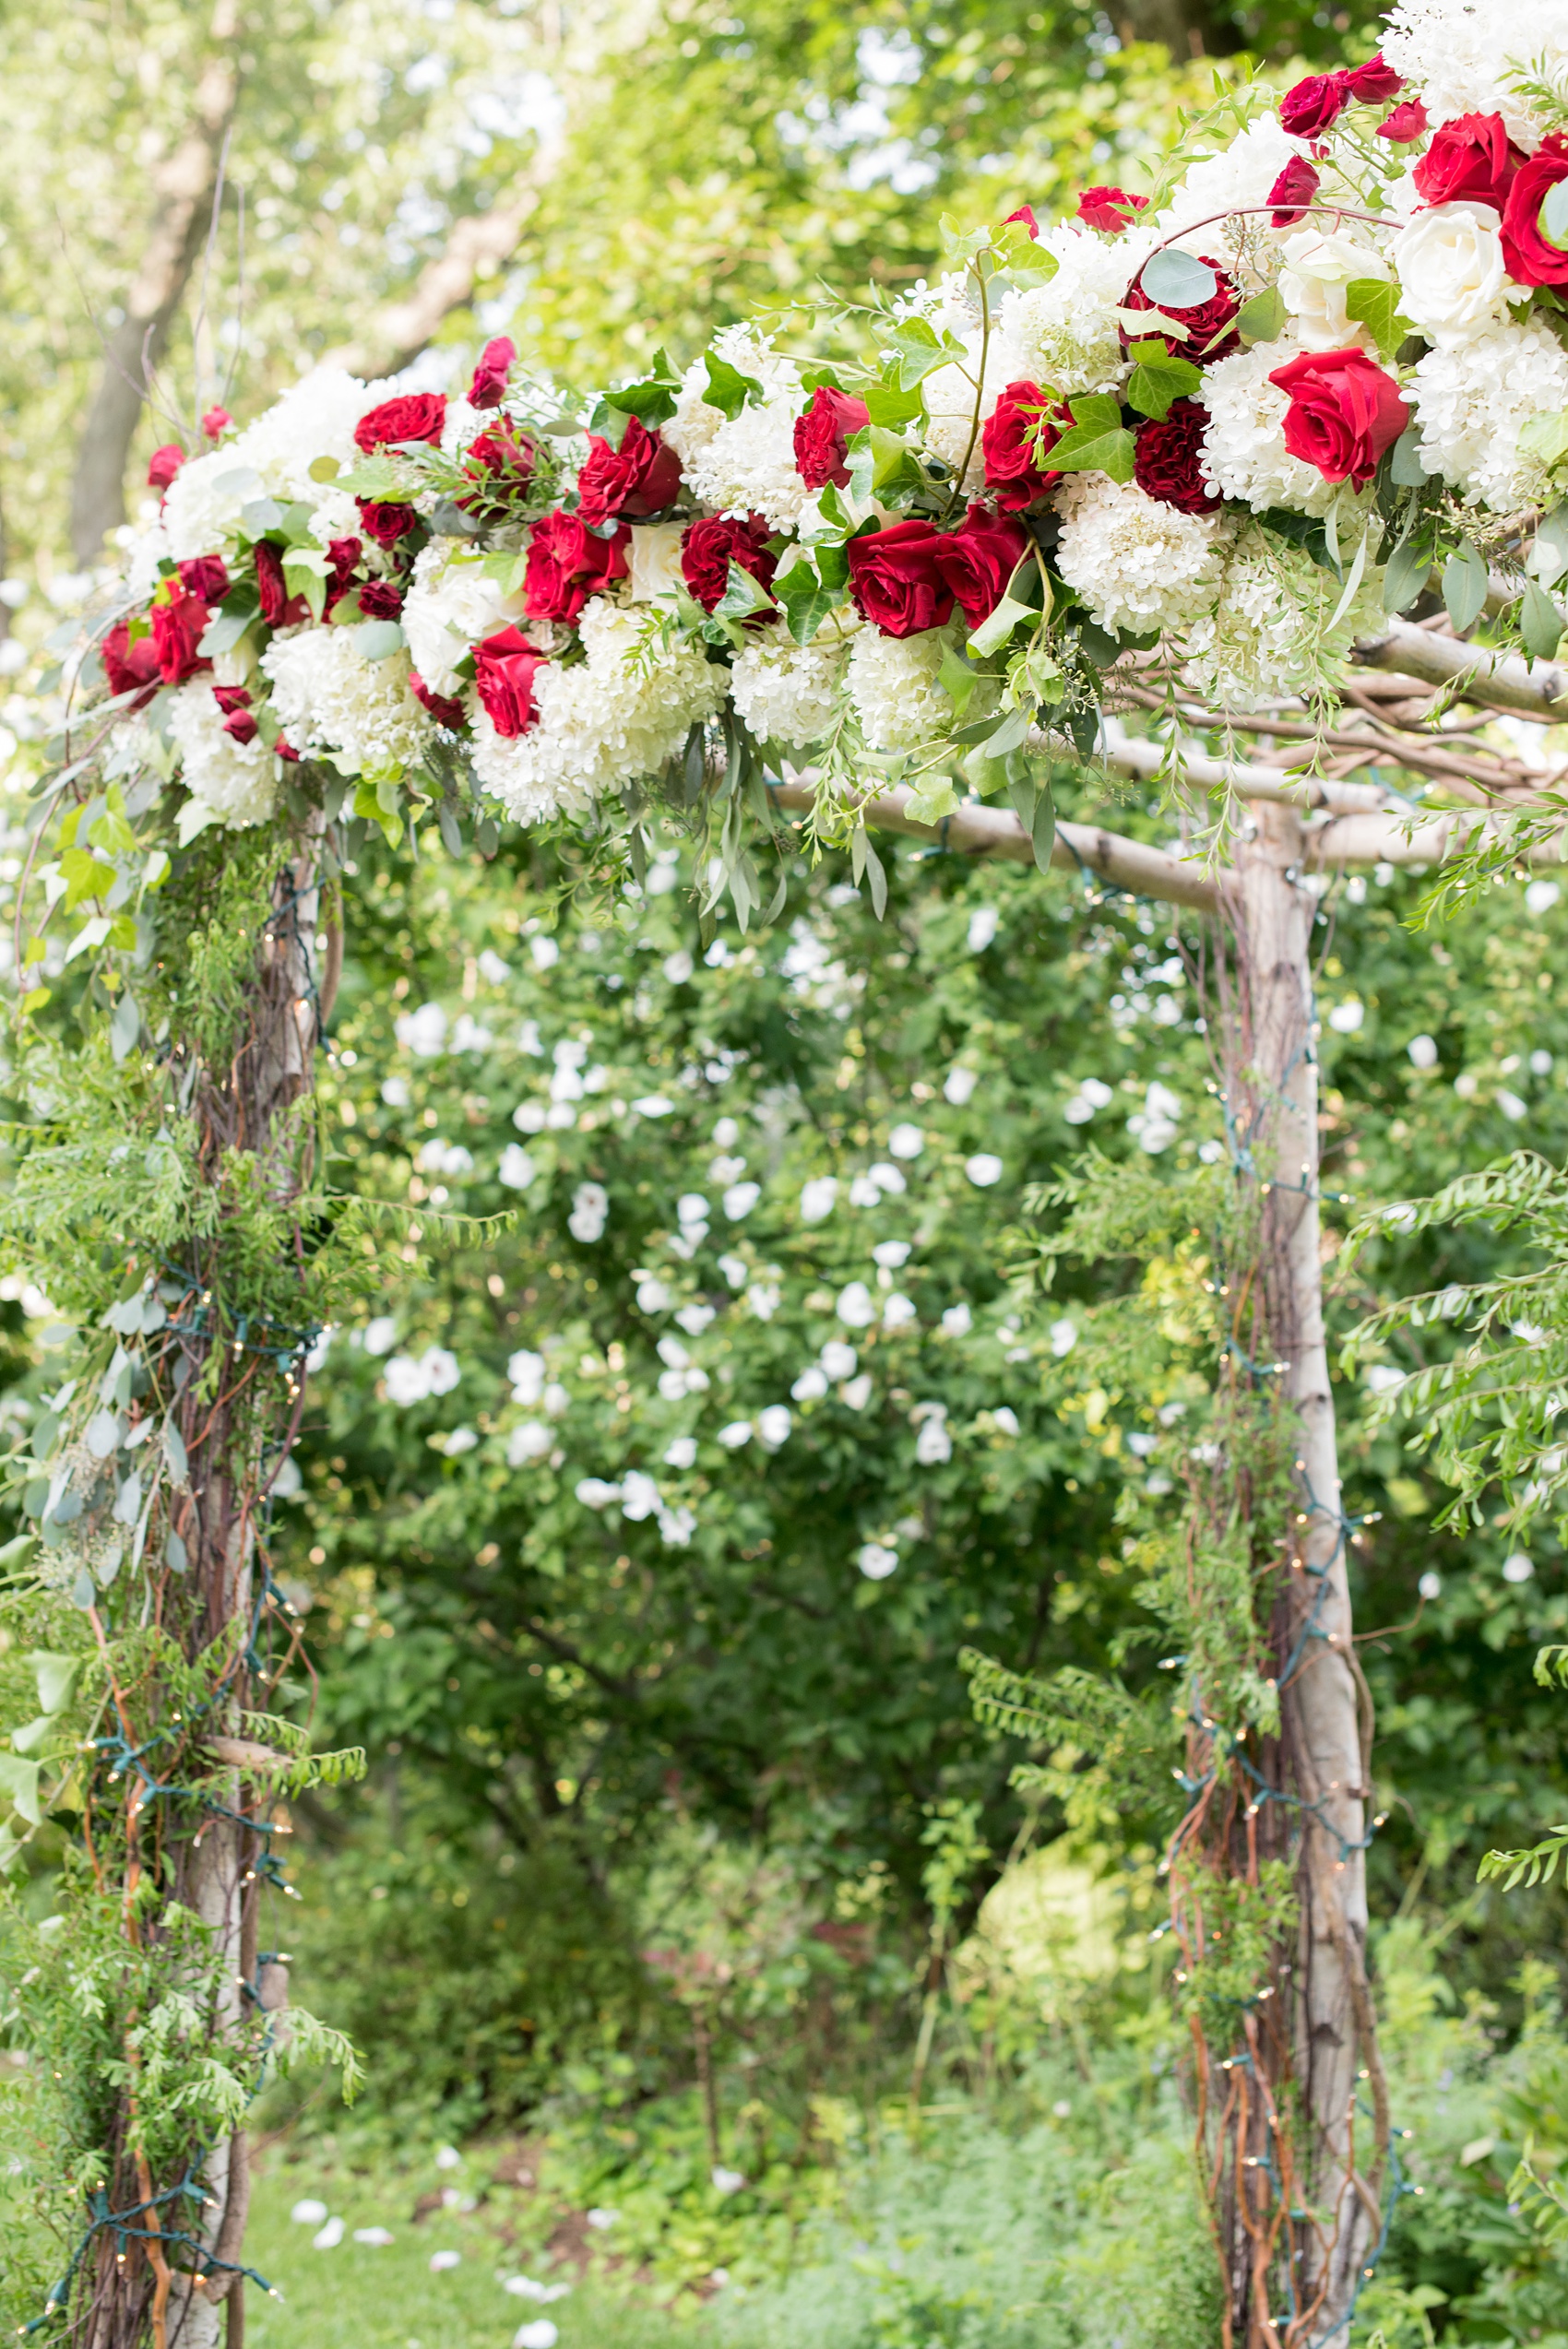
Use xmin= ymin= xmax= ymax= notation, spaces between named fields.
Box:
xmin=109 ymin=990 xmax=141 ymax=1064
xmin=1383 ymin=536 xmax=1432 ymax=613
xmin=1139 ymin=249 xmax=1218 ymax=310
xmin=1389 ymin=425 xmax=1433 ymax=488
xmin=353 ymin=620 xmax=406 ymax=661
xmin=1522 ymin=578 xmax=1565 ymax=662
xmin=1443 ymin=542 xmax=1488 ymax=634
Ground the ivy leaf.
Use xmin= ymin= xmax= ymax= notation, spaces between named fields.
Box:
xmin=702 ymin=353 xmax=764 ymax=421
xmin=862 ymin=379 xmax=924 ymax=429
xmin=1045 ymin=395 xmax=1136 ymax=484
xmin=776 ymin=564 xmax=838 ymax=645
xmin=1123 ymin=339 xmax=1202 ymax=421
xmin=0 ymin=1755 xmax=42 ymax=1827
xmin=1344 ymin=278 xmax=1414 ymax=362
xmin=1234 ymin=286 xmax=1287 ymax=346
xmin=967 ymin=595 xmax=1038 ymax=658
xmin=714 ymin=562 xmax=777 ymax=623
xmin=1519 ymin=410 xmax=1568 ymax=472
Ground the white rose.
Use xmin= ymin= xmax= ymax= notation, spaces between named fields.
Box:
xmin=1391 ymin=202 xmax=1513 ymax=349
xmin=628 ymin=522 xmax=688 ymax=602
xmin=1277 ymin=229 xmax=1390 ymax=351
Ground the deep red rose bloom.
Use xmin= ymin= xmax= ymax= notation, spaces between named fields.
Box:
xmin=320 ymin=536 xmax=363 ymax=616
xmin=680 ymin=514 xmax=778 ymax=614
xmin=1004 ymin=204 xmax=1040 ymax=238
xmin=473 ymin=625 xmax=546 ymax=738
xmin=1268 ymin=347 xmax=1410 ymax=486
xmin=457 ymin=418 xmax=539 ymax=515
xmin=353 ymin=392 xmax=447 ymax=454
xmin=212 ymin=684 xmax=258 ymax=745
xmin=1267 ymin=156 xmax=1322 ymax=227
xmin=932 ymin=505 xmax=1032 ymax=634
xmin=523 ymin=509 xmax=631 ymax=623
xmin=1344 ymin=52 xmax=1403 ymax=102
xmin=1076 ymin=186 xmax=1147 ymax=233
xmin=1377 ymin=99 xmax=1428 ymax=143
xmin=1502 ymin=133 xmax=1568 ymax=286
xmin=102 ymin=620 xmax=160 ymax=707
xmin=176 ymin=555 xmax=230 ymax=605
xmin=357 ymin=579 xmax=405 ymax=620
xmin=148 ymin=445 xmax=185 ymax=491
xmin=576 ymin=416 xmax=683 ymax=526
xmin=981 ymin=381 xmax=1071 ymax=510
xmin=469 ymin=336 xmax=517 ymax=410
xmin=846 ymin=519 xmax=955 ymax=639
xmin=1123 ymin=255 xmax=1241 ymax=365
xmin=1280 ymin=71 xmax=1351 ymax=138
xmin=1415 ymin=111 xmax=1525 ymax=210
xmin=410 ymin=670 xmax=468 ymax=730
xmin=200 ymin=406 xmax=232 ymax=440
xmin=151 ymin=581 xmax=210 ymax=685
xmin=355 ymin=499 xmax=419 ymax=550
xmin=1134 ymin=398 xmax=1219 ymax=514
xmin=793 ymin=386 xmax=872 ymax=491
xmin=255 ymin=541 xmax=308 ymax=627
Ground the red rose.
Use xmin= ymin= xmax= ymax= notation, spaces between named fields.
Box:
xmin=1501 ymin=133 xmax=1568 ymax=287
xmin=469 ymin=336 xmax=516 ymax=411
xmin=357 ymin=579 xmax=404 ymax=620
xmin=1377 ymin=100 xmax=1428 ymax=144
xmin=1133 ymin=398 xmax=1219 ymax=515
xmin=212 ymin=684 xmax=258 ymax=745
xmin=1268 ymin=347 xmax=1410 ymax=487
xmin=1344 ymin=53 xmax=1402 ymax=103
xmin=176 ymin=555 xmax=230 ymax=605
xmin=410 ymin=670 xmax=468 ymax=730
xmin=201 ymin=407 xmax=232 ymax=440
xmin=523 ymin=509 xmax=631 ymax=623
xmin=1280 ymin=71 xmax=1351 ymax=138
xmin=151 ymin=581 xmax=210 ymax=685
xmin=474 ymin=625 xmax=546 ymax=738
xmin=275 ymin=737 xmax=302 ymax=764
xmin=982 ymin=381 xmax=1071 ymax=510
xmin=932 ymin=504 xmax=1032 ymax=633
xmin=1267 ymin=157 xmax=1321 ymax=227
xmin=576 ymin=416 xmax=683 ymax=526
xmin=148 ymin=445 xmax=185 ymax=491
xmin=457 ymin=419 xmax=539 ymax=516
xmin=355 ymin=499 xmax=419 ymax=550
xmin=1123 ymin=255 xmax=1241 ymax=365
xmin=1075 ymin=186 xmax=1147 ymax=234
xmin=353 ymin=392 xmax=447 ymax=454
xmin=101 ymin=620 xmax=160 ymax=707
xmin=846 ymin=519 xmax=955 ymax=639
xmin=681 ymin=514 xmax=778 ymax=614
xmin=255 ymin=542 xmax=308 ymax=627
xmin=1415 ymin=111 xmax=1525 ymax=210
xmin=322 ymin=536 xmax=363 ymax=616
xmin=793 ymin=386 xmax=872 ymax=492
xmin=1004 ymin=204 xmax=1040 ymax=238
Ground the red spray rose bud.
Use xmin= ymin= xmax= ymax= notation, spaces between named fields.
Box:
xmin=255 ymin=541 xmax=309 ymax=628
xmin=1123 ymin=256 xmax=1242 ymax=365
xmin=356 ymin=579 xmax=405 ymax=621
xmin=1415 ymin=111 xmax=1525 ymax=209
xmin=212 ymin=684 xmax=258 ymax=744
xmin=1377 ymin=100 xmax=1428 ymax=143
xmin=1267 ymin=156 xmax=1322 ymax=227
xmin=932 ymin=505 xmax=1032 ymax=634
xmin=1268 ymin=347 xmax=1410 ymax=487
xmin=468 ymin=336 xmax=517 ymax=410
xmin=457 ymin=419 xmax=540 ymax=516
xmin=474 ymin=625 xmax=547 ymax=738
xmin=354 ymin=500 xmax=419 ymax=550
xmin=353 ymin=392 xmax=447 ymax=453
xmin=1503 ymin=134 xmax=1568 ymax=286
xmin=150 ymin=581 xmax=210 ymax=685
xmin=1004 ymin=205 xmax=1040 ymax=238
xmin=101 ymin=620 xmax=160 ymax=707
xmin=1133 ymin=398 xmax=1219 ymax=514
xmin=846 ymin=518 xmax=956 ymax=639
xmin=321 ymin=536 xmax=364 ymax=616
xmin=1344 ymin=53 xmax=1403 ymax=103
xmin=200 ymin=407 xmax=232 ymax=440
xmin=680 ymin=514 xmax=778 ymax=614
xmin=410 ymin=670 xmax=468 ymax=730
xmin=275 ymin=738 xmax=302 ymax=763
xmin=576 ymin=416 xmax=683 ymax=526
xmin=522 ymin=510 xmax=631 ymax=624
xmin=793 ymin=386 xmax=872 ymax=492
xmin=1075 ymin=186 xmax=1147 ymax=234
xmin=1280 ymin=71 xmax=1351 ymax=139
xmin=148 ymin=445 xmax=186 ymax=491
xmin=176 ymin=555 xmax=231 ymax=605
xmin=982 ymin=381 xmax=1071 ymax=510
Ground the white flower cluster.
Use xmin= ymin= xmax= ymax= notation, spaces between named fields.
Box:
xmin=994 ymin=219 xmax=1158 ymax=398
xmin=1199 ymin=338 xmax=1337 ymax=516
xmin=160 ymin=369 xmax=393 ymax=562
xmin=403 ymin=543 xmax=523 ymax=695
xmin=1410 ymin=321 xmax=1568 ymax=510
xmin=1154 ymin=115 xmax=1304 ymax=260
xmin=1182 ymin=528 xmax=1382 ymax=713
xmin=730 ymin=626 xmax=850 ymax=745
xmin=1381 ymin=0 xmax=1568 ymax=140
xmin=260 ymin=632 xmax=435 ymax=773
xmin=166 ymin=683 xmax=278 ymax=831
xmin=846 ymin=627 xmax=954 ymax=752
xmin=666 ymin=327 xmax=810 ymax=531
xmin=1054 ymin=479 xmax=1225 ymax=637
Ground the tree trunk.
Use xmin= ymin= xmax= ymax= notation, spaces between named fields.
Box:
xmin=68 ymin=0 xmax=244 ymax=566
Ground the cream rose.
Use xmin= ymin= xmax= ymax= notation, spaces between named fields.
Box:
xmin=1277 ymin=229 xmax=1391 ymax=351
xmin=1390 ymin=201 xmax=1514 ymax=350
xmin=627 ymin=521 xmax=688 ymax=602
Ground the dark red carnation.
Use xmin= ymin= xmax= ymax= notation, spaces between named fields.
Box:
xmin=410 ymin=670 xmax=468 ymax=730
xmin=523 ymin=509 xmax=631 ymax=623
xmin=176 ymin=555 xmax=230 ymax=605
xmin=150 ymin=581 xmax=210 ymax=685
xmin=576 ymin=416 xmax=683 ymax=526
xmin=1004 ymin=204 xmax=1040 ymax=238
xmin=101 ymin=620 xmax=160 ymax=707
xmin=982 ymin=380 xmax=1071 ymax=511
xmin=680 ymin=514 xmax=778 ymax=615
xmin=932 ymin=504 xmax=1031 ymax=633
xmin=1280 ymin=71 xmax=1351 ymax=138
xmin=1344 ymin=53 xmax=1403 ymax=102
xmin=1134 ymin=398 xmax=1219 ymax=514
xmin=473 ymin=625 xmax=547 ymax=738
xmin=846 ymin=519 xmax=955 ymax=639
xmin=200 ymin=406 xmax=232 ymax=440
xmin=1076 ymin=186 xmax=1147 ymax=234
xmin=1377 ymin=100 xmax=1428 ymax=144
xmin=255 ymin=541 xmax=308 ymax=627
xmin=469 ymin=336 xmax=516 ymax=410
xmin=457 ymin=419 xmax=540 ymax=515
xmin=356 ymin=578 xmax=404 ymax=620
xmin=148 ymin=445 xmax=185 ymax=492
xmin=1501 ymin=133 xmax=1568 ymax=286
xmin=1123 ymin=255 xmax=1241 ymax=365
xmin=793 ymin=385 xmax=871 ymax=492
xmin=1267 ymin=156 xmax=1321 ymax=227
xmin=1268 ymin=347 xmax=1410 ymax=487
xmin=353 ymin=393 xmax=447 ymax=454
xmin=212 ymin=684 xmax=258 ymax=745
xmin=355 ymin=500 xmax=419 ymax=550
xmin=1415 ymin=111 xmax=1525 ymax=210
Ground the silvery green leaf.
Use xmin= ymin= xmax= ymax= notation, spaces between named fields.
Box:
xmin=353 ymin=620 xmax=406 ymax=661
xmin=98 ymin=1542 xmax=124 ymax=1590
xmin=70 ymin=1570 xmax=96 ymax=1612
xmin=165 ymin=1532 xmax=188 ymax=1573
xmin=113 ymin=1472 xmax=142 ymax=1529
xmin=85 ymin=1409 xmax=120 ymax=1459
xmin=28 ymin=1653 xmax=78 ymax=1714
xmin=164 ymin=1422 xmax=189 ymax=1486
xmin=1139 ymin=250 xmax=1218 ymax=309
xmin=1443 ymin=543 xmax=1488 ymax=634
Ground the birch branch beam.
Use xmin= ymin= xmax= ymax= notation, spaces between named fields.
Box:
xmin=1352 ymin=617 xmax=1568 ymax=718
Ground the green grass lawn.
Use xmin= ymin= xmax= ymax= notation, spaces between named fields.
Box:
xmin=244 ymin=2146 xmax=688 ymax=2349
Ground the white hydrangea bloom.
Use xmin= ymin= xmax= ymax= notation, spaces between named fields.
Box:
xmin=1154 ymin=115 xmax=1305 ymax=257
xmin=403 ymin=542 xmax=520 ymax=694
xmin=666 ymin=327 xmax=807 ymax=530
xmin=125 ymin=521 xmax=171 ymax=602
xmin=167 ymin=682 xmax=278 ymax=828
xmin=162 ymin=368 xmax=394 ymax=559
xmin=441 ymin=396 xmax=482 ymax=457
xmin=471 ymin=597 xmax=727 ymax=822
xmin=1381 ymin=0 xmax=1568 ymax=141
xmin=847 ymin=626 xmax=954 ymax=752
xmin=1410 ymin=321 xmax=1568 ymax=509
xmin=1182 ymin=526 xmax=1383 ymax=712
xmin=921 ymin=339 xmax=1011 ymax=491
xmin=260 ymin=630 xmax=434 ymax=773
xmin=993 ymin=220 xmax=1154 ymax=400
xmin=729 ymin=627 xmax=849 ymax=745
xmin=1199 ymin=335 xmax=1336 ymax=516
xmin=1053 ymin=478 xmax=1225 ymax=636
